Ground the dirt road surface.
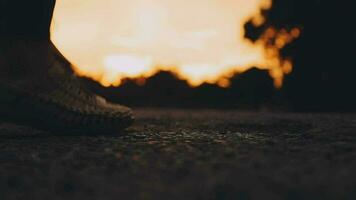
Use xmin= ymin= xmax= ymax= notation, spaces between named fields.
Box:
xmin=1 ymin=109 xmax=356 ymax=200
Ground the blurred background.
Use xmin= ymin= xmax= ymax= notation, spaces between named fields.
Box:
xmin=52 ymin=0 xmax=356 ymax=112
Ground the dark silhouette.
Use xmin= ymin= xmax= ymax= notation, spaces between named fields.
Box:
xmin=83 ymin=68 xmax=277 ymax=110
xmin=246 ymin=0 xmax=356 ymax=111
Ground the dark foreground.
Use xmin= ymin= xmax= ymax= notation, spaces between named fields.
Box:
xmin=0 ymin=109 xmax=355 ymax=200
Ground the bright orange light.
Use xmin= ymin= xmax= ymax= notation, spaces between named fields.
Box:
xmin=51 ymin=0 xmax=299 ymax=88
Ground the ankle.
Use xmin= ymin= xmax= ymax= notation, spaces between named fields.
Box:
xmin=0 ymin=39 xmax=54 ymax=78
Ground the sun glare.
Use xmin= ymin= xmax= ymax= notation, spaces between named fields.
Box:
xmin=51 ymin=0 xmax=299 ymax=88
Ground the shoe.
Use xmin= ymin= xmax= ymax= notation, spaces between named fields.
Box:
xmin=0 ymin=55 xmax=134 ymax=135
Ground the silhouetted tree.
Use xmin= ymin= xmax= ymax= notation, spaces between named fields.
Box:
xmin=246 ymin=0 xmax=356 ymax=111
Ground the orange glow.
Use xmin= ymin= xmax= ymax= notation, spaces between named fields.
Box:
xmin=51 ymin=0 xmax=299 ymax=88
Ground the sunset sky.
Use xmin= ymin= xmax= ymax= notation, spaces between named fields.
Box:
xmin=52 ymin=0 xmax=296 ymax=87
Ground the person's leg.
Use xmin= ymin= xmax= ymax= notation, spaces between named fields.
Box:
xmin=0 ymin=0 xmax=60 ymax=81
xmin=0 ymin=0 xmax=55 ymax=40
xmin=0 ymin=0 xmax=134 ymax=134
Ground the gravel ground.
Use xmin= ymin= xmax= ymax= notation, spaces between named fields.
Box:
xmin=0 ymin=109 xmax=356 ymax=200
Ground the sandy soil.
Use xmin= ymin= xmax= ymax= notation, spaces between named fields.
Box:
xmin=0 ymin=109 xmax=356 ymax=200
